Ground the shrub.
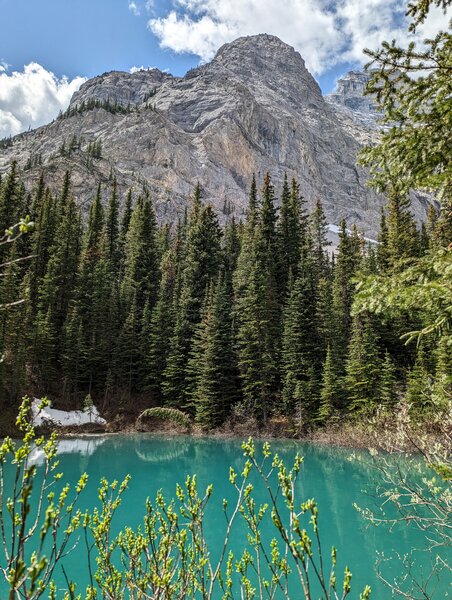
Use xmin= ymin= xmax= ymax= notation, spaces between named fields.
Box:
xmin=136 ymin=406 xmax=191 ymax=429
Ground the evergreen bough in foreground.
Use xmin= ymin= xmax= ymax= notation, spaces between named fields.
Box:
xmin=0 ymin=398 xmax=371 ymax=600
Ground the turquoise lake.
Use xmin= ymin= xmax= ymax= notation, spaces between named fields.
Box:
xmin=1 ymin=434 xmax=450 ymax=598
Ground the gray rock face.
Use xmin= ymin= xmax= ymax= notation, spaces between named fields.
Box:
xmin=326 ymin=70 xmax=376 ymax=114
xmin=70 ymin=69 xmax=173 ymax=109
xmin=0 ymin=34 xmax=430 ymax=236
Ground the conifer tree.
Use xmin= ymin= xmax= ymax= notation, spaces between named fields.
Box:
xmin=0 ymin=161 xmax=19 ymax=232
xmin=223 ymin=217 xmax=241 ymax=290
xmin=385 ymin=187 xmax=420 ymax=269
xmin=317 ymin=346 xmax=339 ymax=424
xmin=379 ymin=350 xmax=397 ymax=408
xmin=277 ymin=175 xmax=304 ymax=294
xmin=62 ymin=306 xmax=86 ymax=402
xmin=189 ymin=275 xmax=238 ymax=429
xmin=68 ymin=185 xmax=112 ymax=394
xmin=233 ymin=180 xmax=259 ymax=318
xmin=114 ymin=292 xmax=140 ymax=398
xmin=120 ymin=189 xmax=133 ymax=254
xmin=247 ymin=174 xmax=258 ymax=226
xmin=27 ymin=189 xmax=57 ymax=315
xmin=0 ymin=162 xmax=20 ymax=264
xmin=345 ymin=315 xmax=381 ymax=414
xmin=106 ymin=178 xmax=120 ymax=272
xmin=281 ymin=249 xmax=319 ymax=418
xmin=405 ymin=344 xmax=432 ymax=413
xmin=236 ymin=225 xmax=280 ymax=423
xmin=310 ymin=198 xmax=330 ymax=279
xmin=162 ymin=191 xmax=222 ymax=409
xmin=121 ymin=195 xmax=159 ymax=313
xmin=260 ymin=173 xmax=279 ymax=276
xmin=376 ymin=208 xmax=389 ymax=271
xmin=331 ymin=220 xmax=360 ymax=374
xmin=31 ymin=172 xmax=46 ymax=219
xmin=431 ymin=337 xmax=452 ymax=409
xmin=33 ymin=307 xmax=57 ymax=389
xmin=0 ymin=249 xmax=27 ymax=399
xmin=37 ymin=187 xmax=82 ymax=363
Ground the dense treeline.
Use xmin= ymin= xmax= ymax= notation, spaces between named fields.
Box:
xmin=0 ymin=163 xmax=449 ymax=430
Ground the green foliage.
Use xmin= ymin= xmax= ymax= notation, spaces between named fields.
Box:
xmin=0 ymin=397 xmax=88 ymax=599
xmin=345 ymin=316 xmax=382 ymax=414
xmin=281 ymin=251 xmax=319 ymax=418
xmin=379 ymin=351 xmax=398 ymax=408
xmin=59 ymin=97 xmax=133 ymax=120
xmin=354 ymin=247 xmax=452 ymax=342
xmin=318 ymin=346 xmax=340 ymax=423
xmin=359 ymin=3 xmax=452 ymax=211
xmin=0 ymin=164 xmax=444 ymax=430
xmin=189 ymin=275 xmax=239 ymax=429
xmin=84 ymin=393 xmax=94 ymax=412
xmin=136 ymin=406 xmax=191 ymax=428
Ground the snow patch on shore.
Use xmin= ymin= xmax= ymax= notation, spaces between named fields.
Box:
xmin=31 ymin=398 xmax=107 ymax=428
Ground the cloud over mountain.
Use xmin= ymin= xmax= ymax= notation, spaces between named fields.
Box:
xmin=148 ymin=0 xmax=447 ymax=74
xmin=0 ymin=63 xmax=85 ymax=138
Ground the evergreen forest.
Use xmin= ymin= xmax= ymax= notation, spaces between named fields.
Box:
xmin=0 ymin=164 xmax=450 ymax=431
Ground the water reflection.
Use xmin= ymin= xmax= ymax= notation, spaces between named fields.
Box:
xmin=28 ymin=436 xmax=107 ymax=466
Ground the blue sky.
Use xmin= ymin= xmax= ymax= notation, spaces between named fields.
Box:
xmin=0 ymin=0 xmax=446 ymax=136
xmin=0 ymin=0 xmax=199 ymax=79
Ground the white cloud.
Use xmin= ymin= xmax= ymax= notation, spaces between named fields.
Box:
xmin=128 ymin=1 xmax=141 ymax=16
xmin=148 ymin=0 xmax=450 ymax=74
xmin=0 ymin=63 xmax=86 ymax=138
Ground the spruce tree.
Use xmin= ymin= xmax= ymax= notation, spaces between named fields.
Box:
xmin=277 ymin=175 xmax=304 ymax=295
xmin=281 ymin=249 xmax=319 ymax=419
xmin=236 ymin=225 xmax=280 ymax=423
xmin=162 ymin=191 xmax=222 ymax=409
xmin=432 ymin=337 xmax=452 ymax=409
xmin=0 ymin=161 xmax=19 ymax=232
xmin=62 ymin=306 xmax=86 ymax=402
xmin=121 ymin=195 xmax=159 ymax=313
xmin=385 ymin=187 xmax=420 ymax=269
xmin=379 ymin=350 xmax=397 ymax=408
xmin=27 ymin=189 xmax=57 ymax=315
xmin=345 ymin=315 xmax=381 ymax=414
xmin=331 ymin=220 xmax=361 ymax=376
xmin=114 ymin=292 xmax=141 ymax=398
xmin=120 ymin=188 xmax=133 ymax=258
xmin=405 ymin=344 xmax=432 ymax=413
xmin=37 ymin=188 xmax=82 ymax=365
xmin=189 ymin=275 xmax=238 ymax=429
xmin=106 ymin=178 xmax=120 ymax=272
xmin=310 ymin=198 xmax=330 ymax=280
xmin=223 ymin=217 xmax=241 ymax=290
xmin=318 ymin=345 xmax=339 ymax=424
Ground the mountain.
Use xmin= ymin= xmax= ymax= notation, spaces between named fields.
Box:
xmin=0 ymin=34 xmax=430 ymax=236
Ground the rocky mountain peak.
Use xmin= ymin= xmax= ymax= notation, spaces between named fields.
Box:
xmin=0 ymin=36 xmax=430 ymax=237
xmin=210 ymin=34 xmax=323 ymax=108
xmin=214 ymin=34 xmax=305 ymax=68
xmin=326 ymin=70 xmax=376 ymax=114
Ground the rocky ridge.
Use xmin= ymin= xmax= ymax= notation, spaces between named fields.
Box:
xmin=0 ymin=34 xmax=431 ymax=236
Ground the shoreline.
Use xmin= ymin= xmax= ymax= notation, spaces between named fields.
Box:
xmin=41 ymin=420 xmax=430 ymax=453
xmin=1 ymin=401 xmax=444 ymax=453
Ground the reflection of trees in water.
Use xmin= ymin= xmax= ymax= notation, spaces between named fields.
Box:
xmin=134 ymin=437 xmax=191 ymax=464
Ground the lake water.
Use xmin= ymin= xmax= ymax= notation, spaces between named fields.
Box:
xmin=1 ymin=435 xmax=450 ymax=598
